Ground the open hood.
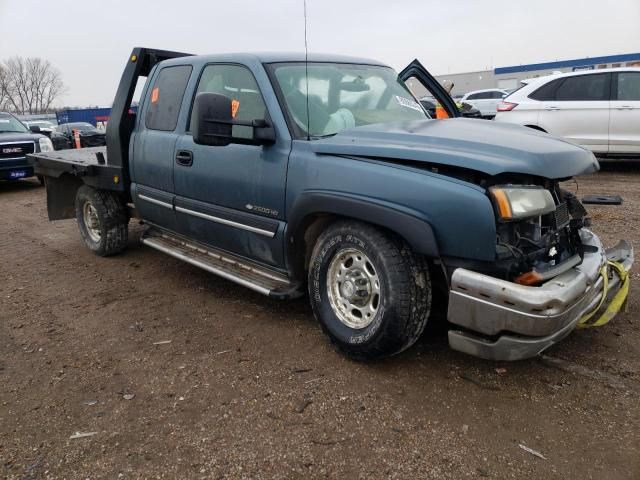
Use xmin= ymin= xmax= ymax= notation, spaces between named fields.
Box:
xmin=311 ymin=118 xmax=599 ymax=179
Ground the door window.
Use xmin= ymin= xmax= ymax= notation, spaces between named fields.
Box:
xmin=554 ymin=74 xmax=610 ymax=101
xmin=190 ymin=64 xmax=267 ymax=139
xmin=145 ymin=65 xmax=192 ymax=131
xmin=616 ymin=72 xmax=640 ymax=101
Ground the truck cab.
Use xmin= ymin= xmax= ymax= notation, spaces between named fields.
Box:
xmin=28 ymin=48 xmax=633 ymax=362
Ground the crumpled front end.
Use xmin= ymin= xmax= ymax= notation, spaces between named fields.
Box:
xmin=447 ymin=230 xmax=633 ymax=361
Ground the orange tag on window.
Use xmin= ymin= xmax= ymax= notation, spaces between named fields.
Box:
xmin=151 ymin=87 xmax=159 ymax=103
xmin=231 ymin=99 xmax=240 ymax=118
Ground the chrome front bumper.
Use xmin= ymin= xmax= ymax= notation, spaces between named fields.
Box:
xmin=447 ymin=230 xmax=633 ymax=361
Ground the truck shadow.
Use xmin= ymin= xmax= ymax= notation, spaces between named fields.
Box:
xmin=0 ymin=178 xmax=42 ymax=193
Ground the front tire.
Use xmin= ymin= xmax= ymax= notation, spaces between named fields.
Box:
xmin=308 ymin=221 xmax=431 ymax=360
xmin=75 ymin=185 xmax=128 ymax=256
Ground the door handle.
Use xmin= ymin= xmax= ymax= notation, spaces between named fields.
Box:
xmin=546 ymin=106 xmax=560 ymax=111
xmin=616 ymin=105 xmax=634 ymax=110
xmin=175 ymin=150 xmax=193 ymax=166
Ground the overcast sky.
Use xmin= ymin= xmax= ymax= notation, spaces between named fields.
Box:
xmin=1 ymin=0 xmax=639 ymax=106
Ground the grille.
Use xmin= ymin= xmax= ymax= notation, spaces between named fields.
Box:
xmin=0 ymin=142 xmax=35 ymax=160
xmin=553 ymin=202 xmax=570 ymax=229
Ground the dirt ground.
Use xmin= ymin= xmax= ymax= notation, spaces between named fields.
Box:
xmin=1 ymin=163 xmax=639 ymax=480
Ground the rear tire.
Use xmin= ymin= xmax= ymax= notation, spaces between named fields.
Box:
xmin=308 ymin=221 xmax=431 ymax=360
xmin=75 ymin=185 xmax=128 ymax=256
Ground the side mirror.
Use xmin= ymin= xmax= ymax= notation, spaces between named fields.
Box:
xmin=29 ymin=125 xmax=41 ymax=133
xmin=192 ymin=92 xmax=276 ymax=147
xmin=192 ymin=92 xmax=233 ymax=147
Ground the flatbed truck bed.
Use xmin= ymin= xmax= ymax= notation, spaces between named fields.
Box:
xmin=29 ymin=147 xmax=126 ymax=192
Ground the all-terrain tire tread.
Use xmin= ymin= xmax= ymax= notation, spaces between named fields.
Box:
xmin=309 ymin=221 xmax=431 ymax=360
xmin=75 ymin=185 xmax=128 ymax=257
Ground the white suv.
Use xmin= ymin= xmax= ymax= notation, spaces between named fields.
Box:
xmin=460 ymin=89 xmax=508 ymax=118
xmin=494 ymin=68 xmax=640 ymax=156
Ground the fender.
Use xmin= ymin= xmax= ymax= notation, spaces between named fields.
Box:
xmin=285 ymin=191 xmax=439 ymax=278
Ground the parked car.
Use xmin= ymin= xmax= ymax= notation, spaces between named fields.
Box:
xmin=419 ymin=98 xmax=482 ymax=119
xmin=29 ymin=48 xmax=632 ymax=362
xmin=25 ymin=120 xmax=57 ymax=134
xmin=55 ymin=122 xmax=106 ymax=148
xmin=494 ymin=68 xmax=640 ymax=156
xmin=49 ymin=130 xmax=73 ymax=150
xmin=460 ymin=89 xmax=508 ymax=118
xmin=0 ymin=112 xmax=54 ymax=183
xmin=25 ymin=120 xmax=72 ymax=150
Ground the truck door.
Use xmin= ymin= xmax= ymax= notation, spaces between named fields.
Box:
xmin=131 ymin=65 xmax=193 ymax=232
xmin=172 ymin=63 xmax=291 ymax=268
xmin=398 ymin=59 xmax=460 ymax=119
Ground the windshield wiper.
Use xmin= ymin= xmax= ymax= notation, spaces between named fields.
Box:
xmin=0 ymin=130 xmax=28 ymax=133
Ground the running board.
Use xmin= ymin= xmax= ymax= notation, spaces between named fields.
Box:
xmin=141 ymin=229 xmax=303 ymax=299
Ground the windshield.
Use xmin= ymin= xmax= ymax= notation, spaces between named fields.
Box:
xmin=269 ymin=62 xmax=428 ymax=138
xmin=0 ymin=113 xmax=29 ymax=133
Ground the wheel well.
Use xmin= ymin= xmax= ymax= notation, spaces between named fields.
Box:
xmin=290 ymin=213 xmax=426 ymax=281
xmin=296 ymin=213 xmax=336 ymax=278
xmin=525 ymin=124 xmax=547 ymax=133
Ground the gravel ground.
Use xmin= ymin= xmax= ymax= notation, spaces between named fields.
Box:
xmin=1 ymin=163 xmax=639 ymax=479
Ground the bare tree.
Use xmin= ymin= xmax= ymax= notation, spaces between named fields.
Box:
xmin=0 ymin=57 xmax=66 ymax=114
xmin=0 ymin=64 xmax=8 ymax=110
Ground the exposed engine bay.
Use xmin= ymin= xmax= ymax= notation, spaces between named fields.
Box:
xmin=494 ymin=184 xmax=591 ymax=284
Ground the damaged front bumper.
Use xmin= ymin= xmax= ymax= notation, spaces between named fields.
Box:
xmin=447 ymin=230 xmax=633 ymax=361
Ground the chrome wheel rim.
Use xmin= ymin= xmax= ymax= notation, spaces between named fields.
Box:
xmin=327 ymin=247 xmax=381 ymax=329
xmin=83 ymin=201 xmax=101 ymax=242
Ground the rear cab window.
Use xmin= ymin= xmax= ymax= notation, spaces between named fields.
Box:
xmin=145 ymin=65 xmax=193 ymax=131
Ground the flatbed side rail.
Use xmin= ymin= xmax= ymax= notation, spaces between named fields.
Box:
xmin=106 ymin=47 xmax=193 ymax=173
xmin=27 ymin=147 xmax=126 ymax=220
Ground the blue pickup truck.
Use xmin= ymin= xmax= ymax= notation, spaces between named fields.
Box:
xmin=29 ymin=48 xmax=633 ymax=361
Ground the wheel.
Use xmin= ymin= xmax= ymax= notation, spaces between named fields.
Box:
xmin=308 ymin=221 xmax=431 ymax=360
xmin=75 ymin=185 xmax=129 ymax=256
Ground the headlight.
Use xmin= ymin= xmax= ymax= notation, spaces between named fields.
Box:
xmin=489 ymin=186 xmax=555 ymax=221
xmin=39 ymin=137 xmax=54 ymax=152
